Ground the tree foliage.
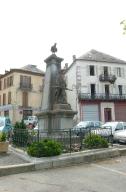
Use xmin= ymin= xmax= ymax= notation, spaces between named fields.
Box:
xmin=120 ymin=20 xmax=126 ymax=34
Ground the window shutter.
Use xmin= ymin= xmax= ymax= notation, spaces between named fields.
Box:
xmin=123 ymin=85 xmax=126 ymax=94
xmin=108 ymin=66 xmax=111 ymax=74
xmin=95 ymin=65 xmax=98 ymax=76
xmin=113 ymin=67 xmax=117 ymax=76
xmin=96 ymin=84 xmax=99 ymax=94
xmin=86 ymin=65 xmax=89 ymax=76
xmin=99 ymin=66 xmax=103 ymax=74
xmin=121 ymin=67 xmax=125 ymax=78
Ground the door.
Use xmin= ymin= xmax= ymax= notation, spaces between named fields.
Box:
xmin=104 ymin=108 xmax=112 ymax=122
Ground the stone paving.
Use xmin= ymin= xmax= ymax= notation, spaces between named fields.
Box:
xmin=0 ymin=150 xmax=28 ymax=166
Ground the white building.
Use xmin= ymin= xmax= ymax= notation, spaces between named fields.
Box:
xmin=65 ymin=49 xmax=126 ymax=123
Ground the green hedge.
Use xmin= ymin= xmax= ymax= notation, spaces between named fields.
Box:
xmin=84 ymin=134 xmax=108 ymax=149
xmin=27 ymin=139 xmax=62 ymax=157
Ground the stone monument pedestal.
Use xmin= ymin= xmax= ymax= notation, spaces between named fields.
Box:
xmin=37 ymin=106 xmax=76 ymax=131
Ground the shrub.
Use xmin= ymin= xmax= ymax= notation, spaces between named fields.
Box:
xmin=0 ymin=132 xmax=6 ymax=142
xmin=27 ymin=139 xmax=62 ymax=157
xmin=84 ymin=134 xmax=108 ymax=149
xmin=12 ymin=120 xmax=28 ymax=147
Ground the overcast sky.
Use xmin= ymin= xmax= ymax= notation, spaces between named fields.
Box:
xmin=0 ymin=0 xmax=126 ymax=74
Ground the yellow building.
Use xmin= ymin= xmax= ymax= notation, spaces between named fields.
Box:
xmin=0 ymin=65 xmax=44 ymax=124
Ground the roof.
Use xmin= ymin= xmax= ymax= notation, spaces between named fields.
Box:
xmin=21 ymin=64 xmax=44 ymax=74
xmin=77 ymin=49 xmax=126 ymax=64
xmin=0 ymin=64 xmax=45 ymax=78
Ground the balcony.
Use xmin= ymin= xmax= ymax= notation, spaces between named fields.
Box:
xmin=99 ymin=74 xmax=117 ymax=84
xmin=78 ymin=93 xmax=126 ymax=101
xmin=19 ymin=83 xmax=32 ymax=91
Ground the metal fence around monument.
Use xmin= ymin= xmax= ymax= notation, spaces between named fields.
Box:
xmin=11 ymin=127 xmax=113 ymax=153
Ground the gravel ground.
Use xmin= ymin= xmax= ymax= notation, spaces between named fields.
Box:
xmin=0 ymin=151 xmax=29 ymax=166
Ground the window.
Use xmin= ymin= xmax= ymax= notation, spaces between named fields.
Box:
xmin=3 ymin=93 xmax=6 ymax=105
xmin=7 ymin=76 xmax=13 ymax=87
xmin=105 ymin=85 xmax=109 ymax=97
xmin=118 ymin=85 xmax=122 ymax=96
xmin=22 ymin=92 xmax=28 ymax=107
xmin=23 ymin=110 xmax=32 ymax=119
xmin=0 ymin=80 xmax=2 ymax=90
xmin=4 ymin=78 xmax=7 ymax=89
xmin=8 ymin=92 xmax=11 ymax=104
xmin=90 ymin=65 xmax=95 ymax=76
xmin=104 ymin=66 xmax=108 ymax=76
xmin=90 ymin=84 xmax=95 ymax=98
xmin=123 ymin=122 xmax=126 ymax=129
xmin=116 ymin=123 xmax=123 ymax=131
xmin=4 ymin=110 xmax=9 ymax=116
xmin=117 ymin=67 xmax=121 ymax=77
xmin=20 ymin=75 xmax=31 ymax=88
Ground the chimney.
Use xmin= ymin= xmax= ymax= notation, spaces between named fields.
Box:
xmin=5 ymin=70 xmax=9 ymax=74
xmin=64 ymin=63 xmax=68 ymax=69
xmin=72 ymin=55 xmax=76 ymax=61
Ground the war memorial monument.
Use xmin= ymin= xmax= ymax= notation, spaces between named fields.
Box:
xmin=37 ymin=44 xmax=77 ymax=131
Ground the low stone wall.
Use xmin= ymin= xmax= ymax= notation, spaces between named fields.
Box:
xmin=0 ymin=147 xmax=126 ymax=177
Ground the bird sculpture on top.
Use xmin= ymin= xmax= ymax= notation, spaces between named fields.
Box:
xmin=51 ymin=43 xmax=57 ymax=54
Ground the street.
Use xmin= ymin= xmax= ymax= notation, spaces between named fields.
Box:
xmin=0 ymin=155 xmax=126 ymax=192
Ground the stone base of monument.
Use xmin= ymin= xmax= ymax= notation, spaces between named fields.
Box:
xmin=37 ymin=106 xmax=77 ymax=131
xmin=53 ymin=103 xmax=72 ymax=110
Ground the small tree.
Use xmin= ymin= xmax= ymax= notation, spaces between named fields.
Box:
xmin=120 ymin=20 xmax=126 ymax=34
xmin=12 ymin=120 xmax=28 ymax=147
xmin=14 ymin=120 xmax=27 ymax=129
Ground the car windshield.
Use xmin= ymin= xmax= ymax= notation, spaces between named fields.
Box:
xmin=102 ymin=122 xmax=118 ymax=129
xmin=0 ymin=118 xmax=5 ymax=127
xmin=76 ymin=121 xmax=89 ymax=127
xmin=28 ymin=117 xmax=33 ymax=120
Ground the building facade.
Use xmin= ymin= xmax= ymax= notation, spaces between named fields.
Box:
xmin=0 ymin=65 xmax=44 ymax=124
xmin=65 ymin=49 xmax=126 ymax=123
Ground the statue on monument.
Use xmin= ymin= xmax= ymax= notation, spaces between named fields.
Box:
xmin=55 ymin=71 xmax=67 ymax=104
xmin=51 ymin=43 xmax=57 ymax=54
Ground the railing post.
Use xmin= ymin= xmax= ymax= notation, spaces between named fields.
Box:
xmin=69 ymin=128 xmax=72 ymax=153
xmin=37 ymin=129 xmax=39 ymax=142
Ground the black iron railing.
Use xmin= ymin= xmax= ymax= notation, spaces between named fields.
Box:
xmin=78 ymin=93 xmax=126 ymax=101
xmin=99 ymin=74 xmax=117 ymax=84
xmin=11 ymin=127 xmax=113 ymax=153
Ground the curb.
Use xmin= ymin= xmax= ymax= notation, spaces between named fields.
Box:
xmin=0 ymin=146 xmax=126 ymax=177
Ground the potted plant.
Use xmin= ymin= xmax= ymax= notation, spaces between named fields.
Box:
xmin=0 ymin=132 xmax=9 ymax=153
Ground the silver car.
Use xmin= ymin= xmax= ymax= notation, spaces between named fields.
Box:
xmin=114 ymin=130 xmax=126 ymax=143
xmin=92 ymin=121 xmax=126 ymax=137
xmin=71 ymin=121 xmax=103 ymax=136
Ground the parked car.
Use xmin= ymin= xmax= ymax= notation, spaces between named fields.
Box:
xmin=113 ymin=130 xmax=126 ymax=143
xmin=71 ymin=121 xmax=103 ymax=136
xmin=23 ymin=116 xmax=38 ymax=127
xmin=0 ymin=116 xmax=13 ymax=133
xmin=92 ymin=121 xmax=126 ymax=138
xmin=34 ymin=123 xmax=38 ymax=131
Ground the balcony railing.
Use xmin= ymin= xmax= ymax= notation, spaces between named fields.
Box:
xmin=99 ymin=74 xmax=117 ymax=84
xmin=78 ymin=93 xmax=126 ymax=101
xmin=19 ymin=83 xmax=32 ymax=90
